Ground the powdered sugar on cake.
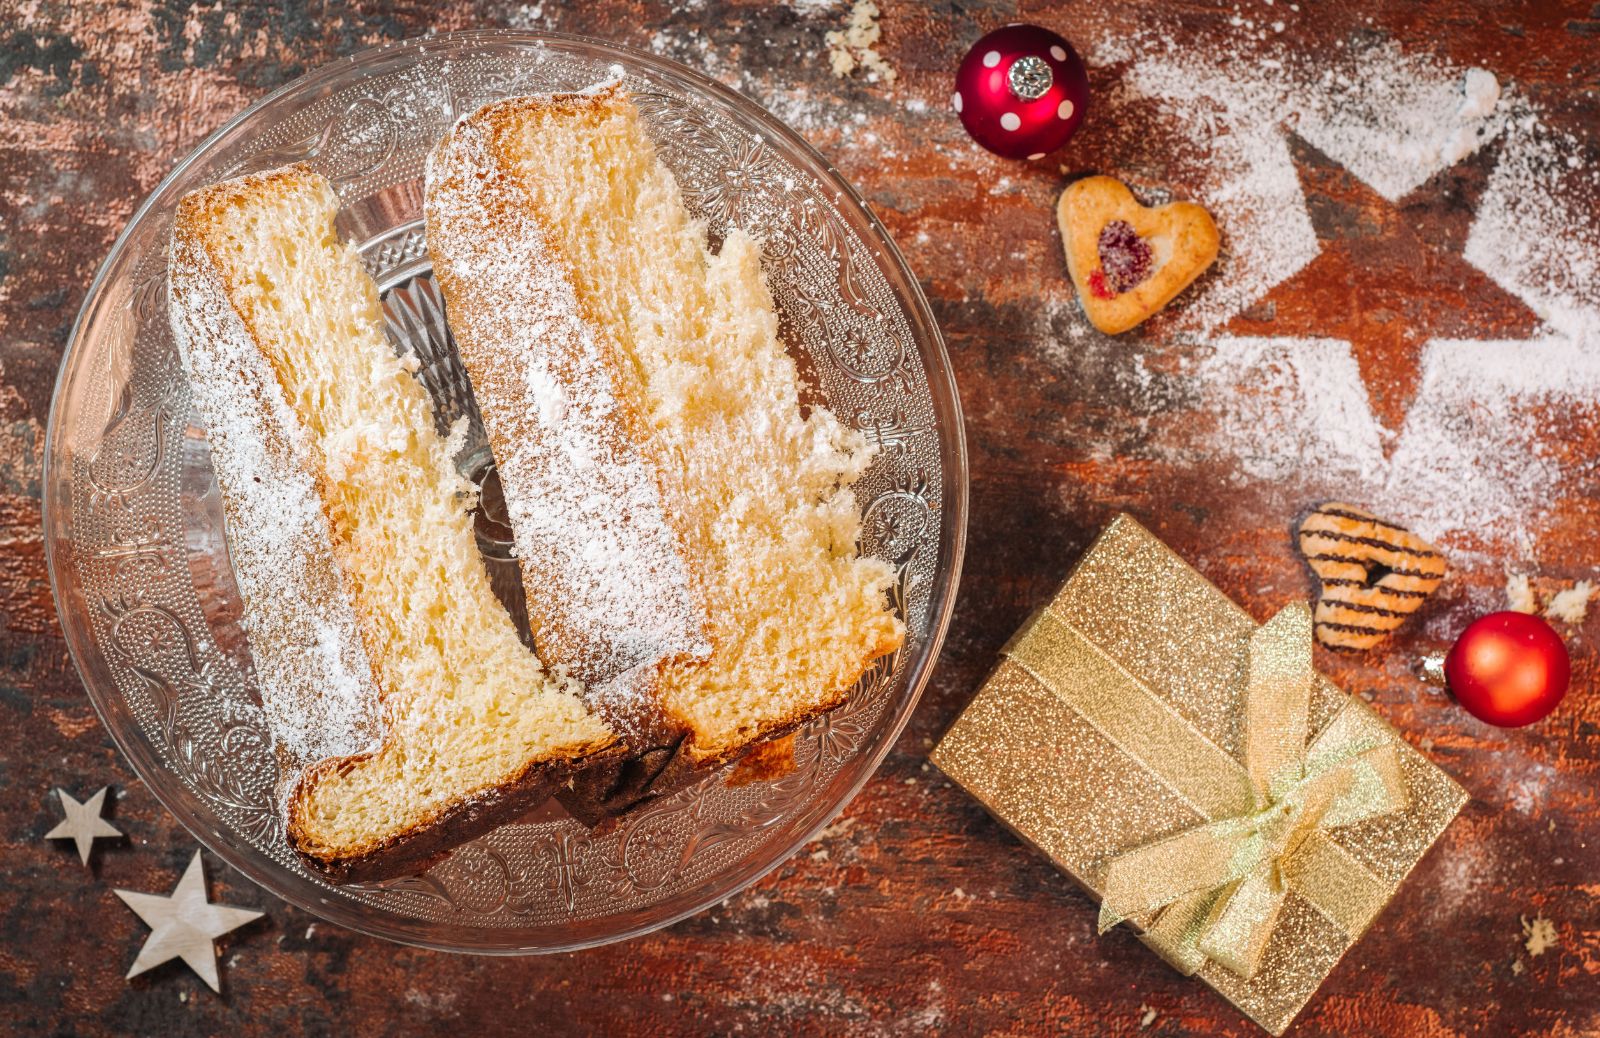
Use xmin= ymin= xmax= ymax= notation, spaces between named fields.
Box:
xmin=425 ymin=98 xmax=712 ymax=721
xmin=168 ymin=211 xmax=382 ymax=765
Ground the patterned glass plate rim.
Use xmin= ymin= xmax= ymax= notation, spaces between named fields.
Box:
xmin=43 ymin=30 xmax=968 ymax=953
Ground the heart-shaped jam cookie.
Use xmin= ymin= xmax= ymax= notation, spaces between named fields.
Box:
xmin=1298 ymin=502 xmax=1448 ymax=651
xmin=1057 ymin=175 xmax=1220 ymax=335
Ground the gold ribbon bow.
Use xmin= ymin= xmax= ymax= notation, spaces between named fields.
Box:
xmin=1088 ymin=604 xmax=1409 ymax=979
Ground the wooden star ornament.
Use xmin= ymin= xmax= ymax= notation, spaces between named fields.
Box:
xmin=114 ymin=851 xmax=263 ymax=992
xmin=45 ymin=787 xmax=122 ymax=865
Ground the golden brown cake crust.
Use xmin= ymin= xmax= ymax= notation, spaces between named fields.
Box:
xmin=291 ymin=742 xmax=626 ymax=883
xmin=556 ymin=639 xmax=895 ymax=824
xmin=725 ymin=733 xmax=798 ymax=787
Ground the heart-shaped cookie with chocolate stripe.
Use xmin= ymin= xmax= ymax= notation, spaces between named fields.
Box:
xmin=1057 ymin=176 xmax=1220 ymax=335
xmin=1298 ymin=502 xmax=1448 ymax=651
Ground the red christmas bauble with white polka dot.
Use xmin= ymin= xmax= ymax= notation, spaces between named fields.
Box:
xmin=953 ymin=24 xmax=1089 ymax=160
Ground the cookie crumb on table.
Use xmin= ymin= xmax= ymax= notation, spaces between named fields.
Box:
xmin=1544 ymin=581 xmax=1594 ymax=624
xmin=1505 ymin=574 xmax=1594 ymax=623
xmin=1521 ymin=915 xmax=1559 ymax=957
xmin=1506 ymin=573 xmax=1538 ymax=614
xmin=825 ymin=0 xmax=896 ymax=84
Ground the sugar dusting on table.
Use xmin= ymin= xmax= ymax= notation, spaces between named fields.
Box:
xmin=1075 ymin=26 xmax=1600 ymax=552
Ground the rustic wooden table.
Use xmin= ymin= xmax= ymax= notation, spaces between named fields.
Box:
xmin=3 ymin=2 xmax=1597 ymax=1035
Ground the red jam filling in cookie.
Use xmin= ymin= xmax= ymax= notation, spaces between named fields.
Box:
xmin=1093 ymin=219 xmax=1154 ymax=297
xmin=1056 ymin=175 xmax=1220 ymax=334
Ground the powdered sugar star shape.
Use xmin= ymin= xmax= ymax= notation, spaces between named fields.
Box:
xmin=1099 ymin=34 xmax=1600 ymax=542
xmin=1226 ymin=132 xmax=1541 ymax=439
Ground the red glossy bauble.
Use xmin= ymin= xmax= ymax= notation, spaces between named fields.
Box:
xmin=953 ymin=24 xmax=1090 ymax=160
xmin=1443 ymin=611 xmax=1570 ymax=727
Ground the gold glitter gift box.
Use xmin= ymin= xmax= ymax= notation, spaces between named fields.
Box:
xmin=930 ymin=515 xmax=1467 ymax=1035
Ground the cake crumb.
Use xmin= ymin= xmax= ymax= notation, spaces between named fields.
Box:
xmin=814 ymin=816 xmax=856 ymax=842
xmin=1522 ymin=914 xmax=1558 ymax=957
xmin=825 ymin=1 xmax=897 ymax=84
xmin=1506 ymin=572 xmax=1538 ymax=614
xmin=1139 ymin=1004 xmax=1158 ymax=1028
xmin=1544 ymin=580 xmax=1594 ymax=624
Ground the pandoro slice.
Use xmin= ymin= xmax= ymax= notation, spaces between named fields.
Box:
xmin=425 ymin=88 xmax=906 ymax=821
xmin=168 ymin=164 xmax=618 ymax=881
xmin=424 ymin=88 xmax=713 ymax=747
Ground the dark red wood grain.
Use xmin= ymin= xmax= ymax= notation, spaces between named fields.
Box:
xmin=2 ymin=2 xmax=1597 ymax=1036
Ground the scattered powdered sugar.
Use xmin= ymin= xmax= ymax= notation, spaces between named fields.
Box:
xmin=167 ymin=186 xmax=382 ymax=766
xmin=424 ymin=94 xmax=712 ymax=719
xmin=1293 ymin=41 xmax=1506 ymax=201
xmin=642 ymin=25 xmax=849 ymax=139
xmin=1376 ymin=336 xmax=1600 ymax=542
xmin=1185 ymin=331 xmax=1600 ymax=545
xmin=1107 ymin=42 xmax=1319 ymax=334
xmin=1187 ymin=336 xmax=1386 ymax=484
xmin=1069 ymin=22 xmax=1600 ymax=548
xmin=1465 ymin=113 xmax=1600 ymax=340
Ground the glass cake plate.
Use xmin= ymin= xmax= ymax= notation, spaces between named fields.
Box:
xmin=42 ymin=31 xmax=966 ymax=952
